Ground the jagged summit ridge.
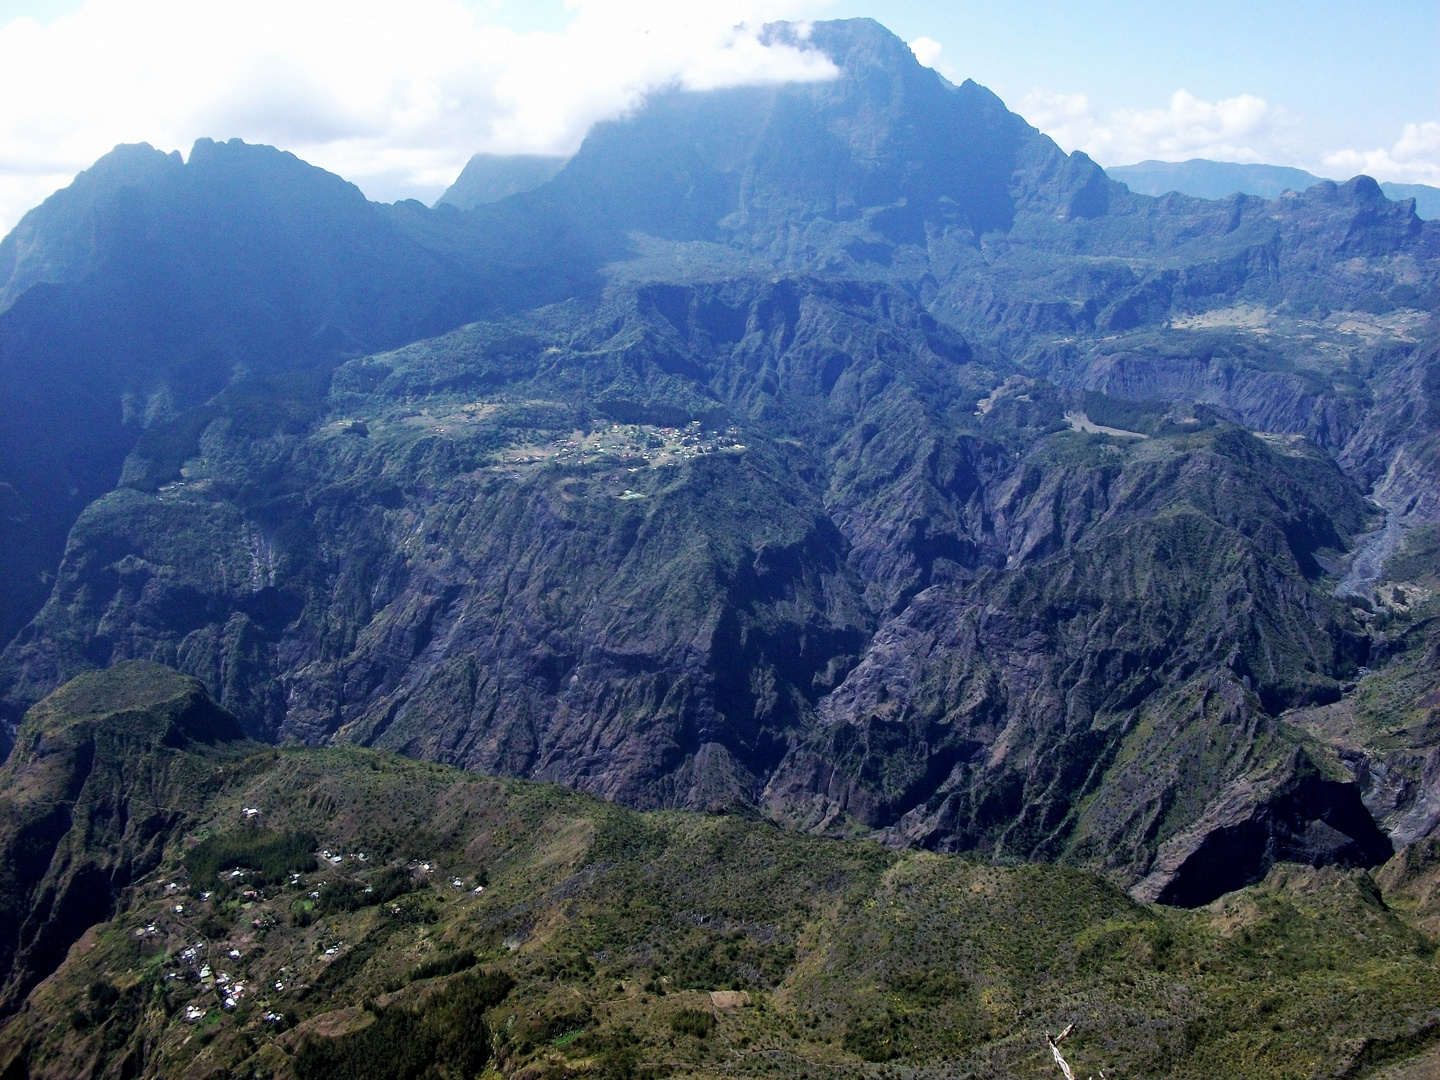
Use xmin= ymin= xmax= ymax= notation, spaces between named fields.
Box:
xmin=507 ymin=17 xmax=1108 ymax=256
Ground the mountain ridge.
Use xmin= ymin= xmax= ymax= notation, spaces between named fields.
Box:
xmin=3 ymin=664 xmax=1440 ymax=1079
xmin=1107 ymin=156 xmax=1440 ymax=219
xmin=433 ymin=152 xmax=570 ymax=211
xmin=0 ymin=16 xmax=1437 ymax=911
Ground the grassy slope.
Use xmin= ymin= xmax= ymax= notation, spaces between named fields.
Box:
xmin=2 ymin=737 xmax=1439 ymax=1080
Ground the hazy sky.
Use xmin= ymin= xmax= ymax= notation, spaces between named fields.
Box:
xmin=0 ymin=0 xmax=1435 ymax=235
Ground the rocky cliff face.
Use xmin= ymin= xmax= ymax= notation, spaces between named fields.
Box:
xmin=0 ymin=138 xmax=501 ymax=653
xmin=0 ymin=661 xmax=245 ymax=1013
xmin=1 ymin=18 xmax=1438 ymax=904
xmin=0 ymin=272 xmax=1415 ymax=904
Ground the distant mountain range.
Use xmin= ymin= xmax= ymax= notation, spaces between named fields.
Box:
xmin=441 ymin=152 xmax=1440 ymax=222
xmin=433 ymin=152 xmax=569 ymax=210
xmin=1108 ymin=157 xmax=1440 ymax=218
xmin=2 ymin=16 xmax=1440 ymax=1077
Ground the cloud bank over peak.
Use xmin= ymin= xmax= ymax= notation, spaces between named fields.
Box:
xmin=907 ymin=36 xmax=944 ymax=71
xmin=1017 ymin=80 xmax=1440 ymax=191
xmin=0 ymin=0 xmax=837 ymax=235
xmin=1326 ymin=121 xmax=1440 ymax=187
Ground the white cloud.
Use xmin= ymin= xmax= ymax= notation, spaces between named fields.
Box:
xmin=907 ymin=35 xmax=959 ymax=82
xmin=0 ymin=0 xmax=838 ymax=235
xmin=908 ymin=36 xmax=942 ymax=69
xmin=1325 ymin=121 xmax=1440 ymax=185
xmin=1020 ymin=88 xmax=1291 ymax=167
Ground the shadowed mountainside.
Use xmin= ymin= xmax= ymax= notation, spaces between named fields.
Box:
xmin=0 ymin=18 xmax=1439 ymax=910
xmin=0 ymin=140 xmax=480 ymax=653
xmin=6 ymin=18 xmax=1434 ymax=658
xmin=0 ymin=274 xmax=1415 ymax=906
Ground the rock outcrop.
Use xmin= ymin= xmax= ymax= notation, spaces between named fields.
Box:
xmin=1129 ymin=749 xmax=1393 ymax=906
xmin=0 ymin=661 xmax=244 ymax=1013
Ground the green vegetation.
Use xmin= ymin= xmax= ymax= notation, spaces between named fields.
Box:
xmin=1 ymin=23 xmax=1438 ymax=1079
xmin=409 ymin=949 xmax=477 ymax=983
xmin=1080 ymin=389 xmax=1172 ymax=433
xmin=670 ymin=1008 xmax=716 ymax=1038
xmin=318 ymin=865 xmax=418 ymax=916
xmin=4 ymin=730 xmax=1440 ymax=1079
xmin=842 ymin=1010 xmax=905 ymax=1062
xmin=292 ymin=969 xmax=513 ymax=1080
xmin=1381 ymin=522 xmax=1440 ymax=588
xmin=184 ymin=828 xmax=318 ymax=888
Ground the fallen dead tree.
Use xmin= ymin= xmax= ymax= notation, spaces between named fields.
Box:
xmin=1047 ymin=1023 xmax=1106 ymax=1080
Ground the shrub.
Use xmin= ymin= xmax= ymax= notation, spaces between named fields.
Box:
xmin=320 ymin=866 xmax=415 ymax=914
xmin=510 ymin=1006 xmax=593 ymax=1053
xmin=69 ymin=984 xmax=118 ymax=1033
xmin=1080 ymin=390 xmax=1168 ymax=434
xmin=368 ymin=865 xmax=417 ymax=904
xmin=293 ymin=969 xmax=514 ymax=1080
xmin=844 ymin=1011 xmax=907 ymax=1062
xmin=670 ymin=1008 xmax=716 ymax=1038
xmin=184 ymin=829 xmax=317 ymax=888
xmin=883 ymin=969 xmax=967 ymax=1004
xmin=410 ymin=949 xmax=477 ymax=982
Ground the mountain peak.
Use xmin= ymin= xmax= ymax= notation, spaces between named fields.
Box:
xmin=524 ymin=19 xmax=1060 ymax=255
xmin=0 ymin=142 xmax=181 ymax=311
xmin=796 ymin=15 xmax=924 ymax=66
xmin=435 ymin=153 xmax=569 ymax=210
xmin=16 ymin=659 xmax=243 ymax=749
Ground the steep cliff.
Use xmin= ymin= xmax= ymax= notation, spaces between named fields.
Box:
xmin=0 ymin=661 xmax=245 ymax=1014
xmin=1 ymin=18 xmax=1437 ymax=904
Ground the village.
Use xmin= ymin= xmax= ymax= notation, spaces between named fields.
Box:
xmin=490 ymin=420 xmax=747 ymax=475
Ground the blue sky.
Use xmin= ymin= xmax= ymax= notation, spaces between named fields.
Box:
xmin=305 ymin=0 xmax=1440 ymax=158
xmin=853 ymin=1 xmax=1439 ymax=154
xmin=0 ymin=0 xmax=1435 ymax=233
xmin=468 ymin=0 xmax=1439 ymax=166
